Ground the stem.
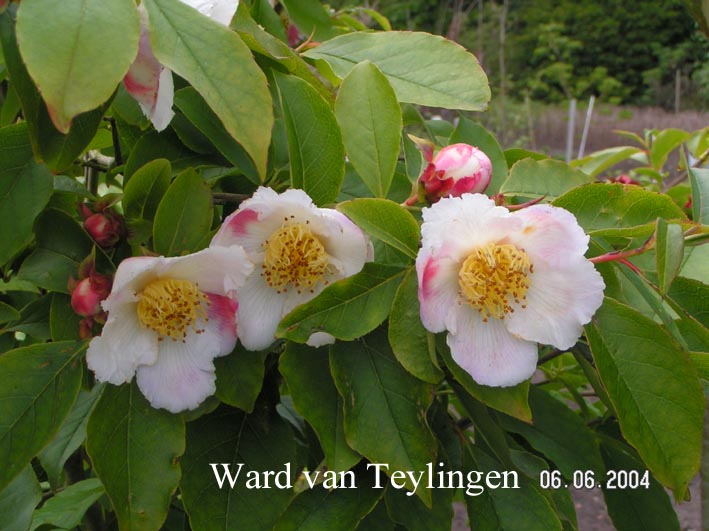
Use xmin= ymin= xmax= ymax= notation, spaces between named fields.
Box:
xmin=590 ymin=235 xmax=655 ymax=266
xmin=537 ymin=348 xmax=566 ymax=365
xmin=109 ymin=117 xmax=123 ymax=166
xmin=663 ymin=146 xmax=709 ymax=190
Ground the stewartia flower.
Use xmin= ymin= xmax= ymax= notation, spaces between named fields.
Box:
xmin=79 ymin=202 xmax=125 ymax=249
xmin=416 ymin=194 xmax=604 ymax=387
xmin=71 ymin=274 xmax=112 ymax=318
xmin=210 ymin=187 xmax=373 ymax=350
xmin=407 ymin=141 xmax=492 ymax=205
xmin=124 ymin=0 xmax=239 ymax=131
xmin=86 ymin=246 xmax=253 ymax=413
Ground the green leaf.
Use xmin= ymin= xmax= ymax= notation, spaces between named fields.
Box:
xmin=649 ymin=129 xmax=689 ymax=171
xmin=39 ymin=384 xmax=103 ymax=486
xmin=388 ymin=269 xmax=443 ymax=384
xmin=337 ymin=199 xmax=419 ymax=259
xmin=571 ymin=146 xmax=644 ymax=178
xmin=329 ymin=330 xmax=437 ymax=505
xmin=18 ymin=209 xmax=95 ymax=293
xmin=275 ymin=72 xmax=344 ymax=206
xmin=123 ymin=159 xmax=172 ymax=221
xmin=214 ymin=345 xmax=267 ymax=413
xmin=655 ymin=218 xmax=684 ymax=294
xmin=174 ymin=87 xmax=259 ymax=184
xmin=274 ymin=467 xmax=381 ymax=531
xmin=15 ymin=0 xmax=138 ymax=132
xmin=49 ymin=293 xmax=82 ymax=341
xmin=384 ymin=480 xmax=453 ymax=531
xmin=689 ymin=167 xmax=709 ymax=224
xmin=304 ymin=32 xmax=490 ymax=111
xmin=280 ymin=0 xmax=336 ymax=41
xmin=86 ymin=381 xmax=185 ymax=531
xmin=449 ymin=118 xmax=508 ymax=194
xmin=280 ymin=342 xmax=360 ymax=472
xmin=585 ymin=297 xmax=703 ymax=494
xmin=153 ymin=168 xmax=213 ymax=256
xmin=0 ymin=11 xmax=108 ymax=172
xmin=599 ymin=438 xmax=680 ymax=531
xmin=0 ymin=466 xmax=41 ymax=531
xmin=180 ymin=407 xmax=296 ymax=531
xmin=0 ymin=341 xmax=84 ymax=492
xmin=668 ymin=277 xmax=709 ymax=327
xmin=0 ymin=301 xmax=19 ymax=324
xmin=553 ymin=183 xmax=686 ymax=233
xmin=232 ymin=3 xmax=333 ymax=105
xmin=335 ymin=61 xmax=401 ymax=198
xmin=465 ymin=447 xmax=563 ymax=531
xmin=498 ymin=387 xmax=605 ymax=477
xmin=277 ymin=263 xmax=407 ymax=343
xmin=143 ymin=0 xmax=272 ymax=179
xmin=124 ymin=129 xmax=221 ymax=179
xmin=0 ymin=122 xmax=53 ymax=266
xmin=438 ymin=337 xmax=531 ymax=422
xmin=501 ymin=158 xmax=593 ymax=199
xmin=30 ymin=478 xmax=104 ymax=531
xmin=4 ymin=295 xmax=51 ymax=339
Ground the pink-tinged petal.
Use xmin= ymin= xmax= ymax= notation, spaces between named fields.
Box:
xmin=123 ymin=28 xmax=174 ymax=131
xmin=206 ymin=292 xmax=239 ymax=355
xmin=307 ymin=332 xmax=336 ymax=348
xmin=86 ymin=303 xmax=158 ymax=385
xmin=447 ymin=308 xmax=538 ymax=387
xmin=415 ymin=248 xmax=460 ymax=333
xmin=509 ymin=204 xmax=590 ymax=268
xmin=505 ymin=258 xmax=605 ymax=350
xmin=159 ymin=245 xmax=253 ymax=297
xmin=179 ymin=0 xmax=239 ymax=26
xmin=234 ymin=273 xmax=286 ymax=350
xmin=211 ymin=207 xmax=277 ymax=256
xmin=318 ymin=209 xmax=371 ymax=277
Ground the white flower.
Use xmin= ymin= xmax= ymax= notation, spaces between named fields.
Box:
xmin=86 ymin=246 xmax=253 ymax=413
xmin=416 ymin=194 xmax=604 ymax=387
xmin=210 ymin=187 xmax=373 ymax=350
xmin=123 ymin=0 xmax=239 ymax=131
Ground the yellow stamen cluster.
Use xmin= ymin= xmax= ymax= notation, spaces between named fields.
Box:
xmin=458 ymin=243 xmax=533 ymax=321
xmin=136 ymin=278 xmax=209 ymax=341
xmin=262 ymin=221 xmax=329 ymax=294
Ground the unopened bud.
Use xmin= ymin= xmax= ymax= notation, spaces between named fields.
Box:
xmin=407 ymin=143 xmax=492 ymax=205
xmin=71 ymin=274 xmax=112 ymax=318
xmin=84 ymin=211 xmax=124 ymax=248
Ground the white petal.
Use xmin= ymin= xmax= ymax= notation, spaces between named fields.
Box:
xmin=105 ymin=256 xmax=159 ymax=307
xmin=159 ymin=245 xmax=253 ymax=297
xmin=317 ymin=209 xmax=371 ymax=277
xmin=150 ymin=67 xmax=175 ymax=132
xmin=447 ymin=308 xmax=538 ymax=387
xmin=179 ymin=0 xmax=239 ymax=26
xmin=415 ymin=247 xmax=460 ymax=333
xmin=135 ymin=295 xmax=237 ymax=413
xmin=235 ymin=273 xmax=286 ymax=350
xmin=123 ymin=25 xmax=174 ymax=132
xmin=509 ymin=204 xmax=590 ymax=268
xmin=86 ymin=303 xmax=158 ymax=385
xmin=307 ymin=332 xmax=336 ymax=348
xmin=421 ymin=194 xmax=521 ymax=258
xmin=505 ymin=258 xmax=605 ymax=350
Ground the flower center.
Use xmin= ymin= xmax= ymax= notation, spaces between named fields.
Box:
xmin=458 ymin=243 xmax=532 ymax=321
xmin=136 ymin=278 xmax=209 ymax=341
xmin=262 ymin=223 xmax=329 ymax=293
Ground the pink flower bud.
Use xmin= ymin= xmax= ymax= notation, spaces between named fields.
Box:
xmin=407 ymin=143 xmax=492 ymax=205
xmin=83 ymin=211 xmax=124 ymax=248
xmin=71 ymin=274 xmax=112 ymax=318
